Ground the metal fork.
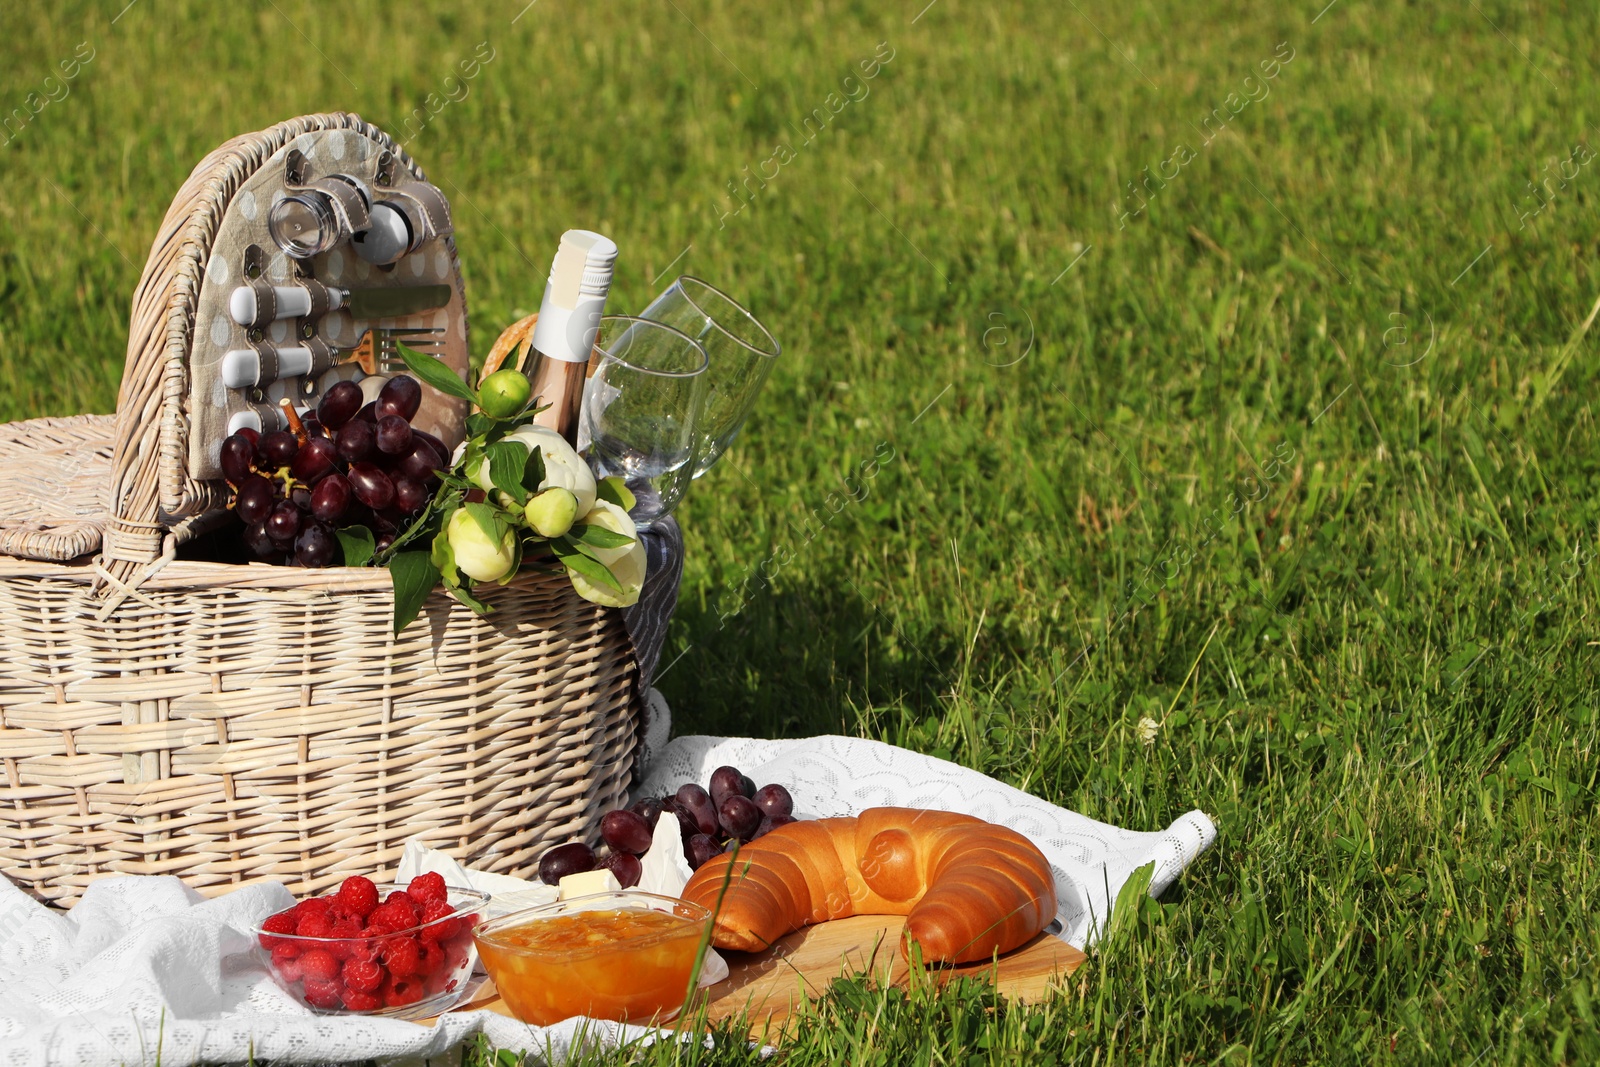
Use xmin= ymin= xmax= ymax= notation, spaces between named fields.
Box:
xmin=342 ymin=327 xmax=447 ymax=376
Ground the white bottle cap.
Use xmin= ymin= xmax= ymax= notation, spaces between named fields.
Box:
xmin=529 ymin=230 xmax=618 ymax=363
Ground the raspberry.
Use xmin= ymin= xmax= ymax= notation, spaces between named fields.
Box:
xmin=302 ymin=977 xmax=344 ymax=1010
xmin=295 ymin=897 xmax=333 ymax=920
xmin=384 ymin=892 xmax=419 ymax=927
xmin=370 ymin=900 xmax=417 ymax=933
xmin=296 ymin=910 xmax=334 ymax=939
xmin=342 ymin=989 xmax=381 ymax=1012
xmin=335 ymin=876 xmax=380 ymax=920
xmin=342 ymin=957 xmax=383 ymax=994
xmin=406 ymin=871 xmax=448 ymax=907
xmin=413 ymin=939 xmax=443 ymax=976
xmin=298 ymin=948 xmax=340 ymax=983
xmin=383 ymin=975 xmax=425 ymax=1009
xmin=383 ymin=936 xmax=422 ymax=978
xmin=272 ymin=946 xmax=305 ymax=982
xmin=417 ymin=899 xmax=457 ymax=941
xmin=259 ymin=911 xmax=297 ymax=951
xmin=326 ymin=915 xmax=363 ymax=955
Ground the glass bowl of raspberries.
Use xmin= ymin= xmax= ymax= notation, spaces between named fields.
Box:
xmin=250 ymin=873 xmax=488 ymax=1019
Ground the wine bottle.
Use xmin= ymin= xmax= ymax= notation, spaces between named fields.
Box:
xmin=526 ymin=229 xmax=618 ymax=444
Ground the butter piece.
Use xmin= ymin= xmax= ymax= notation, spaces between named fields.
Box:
xmin=557 ymin=868 xmax=621 ymax=900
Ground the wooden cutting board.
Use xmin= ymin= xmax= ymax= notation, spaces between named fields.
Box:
xmin=451 ymin=916 xmax=1085 ymax=1038
xmin=699 ymin=916 xmax=1086 ymax=1032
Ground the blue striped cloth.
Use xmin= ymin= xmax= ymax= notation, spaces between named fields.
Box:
xmin=621 ymin=515 xmax=682 ymax=690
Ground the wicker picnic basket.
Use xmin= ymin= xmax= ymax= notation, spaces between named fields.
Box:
xmin=0 ymin=113 xmax=640 ymax=907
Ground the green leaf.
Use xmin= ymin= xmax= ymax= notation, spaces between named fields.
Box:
xmin=448 ymin=580 xmax=492 ymax=613
xmin=464 ymin=413 xmax=496 ymax=439
xmin=524 ymin=443 xmax=546 ymax=490
xmin=335 ymin=525 xmax=376 ymax=568
xmin=596 ymin=475 xmax=635 ymax=511
xmin=389 ymin=550 xmax=441 ymax=634
xmin=551 ymin=536 xmax=621 ymax=591
xmin=486 ymin=440 xmax=531 ymax=505
xmin=397 ymin=342 xmax=477 ymax=404
xmin=568 ymin=522 xmax=635 ymax=550
xmin=1107 ymin=861 xmax=1156 ymax=945
xmin=463 ymin=500 xmax=508 ymax=541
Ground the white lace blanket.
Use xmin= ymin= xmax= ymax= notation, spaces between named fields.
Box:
xmin=638 ymin=734 xmax=1216 ymax=949
xmin=0 ymin=731 xmax=1214 ymax=1066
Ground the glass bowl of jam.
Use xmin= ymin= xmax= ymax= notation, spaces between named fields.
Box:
xmin=473 ymin=891 xmax=711 ymax=1025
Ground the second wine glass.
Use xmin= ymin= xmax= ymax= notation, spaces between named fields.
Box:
xmin=635 ymin=276 xmax=781 ymax=478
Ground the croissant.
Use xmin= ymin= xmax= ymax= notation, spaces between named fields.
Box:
xmin=679 ymin=806 xmax=1057 ymax=964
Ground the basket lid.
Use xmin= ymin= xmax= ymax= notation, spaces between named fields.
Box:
xmin=103 ymin=112 xmax=472 ymax=579
xmin=0 ymin=415 xmax=114 ymax=562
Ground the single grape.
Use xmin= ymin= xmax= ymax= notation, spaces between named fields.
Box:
xmin=375 ymin=533 xmax=395 ymax=552
xmin=336 ymin=420 xmax=376 ymax=463
xmin=718 ymin=795 xmax=762 ymax=842
xmin=412 ymin=429 xmax=448 ymax=462
xmin=758 ymin=813 xmax=797 ymax=837
xmin=266 ymin=501 xmax=301 ymax=545
xmin=754 ymin=783 xmax=794 ymax=819
xmin=317 ymin=380 xmax=364 ymax=430
xmin=235 ymin=475 xmax=274 ymax=525
xmin=309 ymin=474 xmax=352 ymax=523
xmin=685 ymin=834 xmax=722 ymax=870
xmin=376 ymin=375 xmax=423 ymax=422
xmin=234 ymin=427 xmax=260 ymax=449
xmin=393 ymin=476 xmax=428 ymax=515
xmin=289 ymin=485 xmax=311 ymax=511
xmin=537 ymin=842 xmax=596 ymax=886
xmin=600 ymin=810 xmax=654 ymax=856
xmin=242 ymin=520 xmax=276 ymax=558
xmin=347 ymin=463 xmax=395 ymax=510
xmin=257 ymin=431 xmax=299 ymax=470
xmin=675 ymin=784 xmax=719 ymax=836
xmin=597 ymin=851 xmax=643 ymax=889
xmin=709 ymin=766 xmax=745 ymax=806
xmin=290 ymin=436 xmax=337 ymax=482
xmin=220 ymin=434 xmax=256 ymax=484
xmin=397 ymin=442 xmax=445 ymax=482
xmin=356 ymin=401 xmax=378 ymax=424
xmin=739 ymin=774 xmax=757 ymax=798
xmin=295 ymin=523 xmax=336 ymax=567
xmin=376 ymin=414 xmax=414 ymax=456
xmin=629 ymin=797 xmax=664 ymax=832
xmin=303 ymin=416 xmax=325 ymax=439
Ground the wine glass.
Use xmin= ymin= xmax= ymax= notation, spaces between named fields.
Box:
xmin=635 ymin=277 xmax=781 ymax=477
xmin=580 ymin=316 xmax=708 ymax=530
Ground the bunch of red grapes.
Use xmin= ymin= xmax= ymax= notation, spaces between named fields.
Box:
xmin=220 ymin=376 xmax=449 ymax=567
xmin=537 ymin=766 xmax=796 ymax=888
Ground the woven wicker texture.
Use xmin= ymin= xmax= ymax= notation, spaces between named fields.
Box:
xmin=0 ymin=415 xmax=115 ymax=563
xmin=0 ymin=114 xmax=642 ymax=907
xmin=0 ymin=556 xmax=636 ymax=906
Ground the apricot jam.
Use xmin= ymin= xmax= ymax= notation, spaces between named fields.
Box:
xmin=475 ymin=897 xmax=709 ymax=1025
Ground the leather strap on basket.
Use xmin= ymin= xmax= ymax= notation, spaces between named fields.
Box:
xmin=249 ymin=339 xmax=281 ymax=386
xmin=377 ymin=182 xmax=453 ymax=242
xmin=283 ymin=149 xmax=372 ymax=235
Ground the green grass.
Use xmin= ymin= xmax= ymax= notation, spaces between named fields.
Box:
xmin=4 ymin=0 xmax=1600 ymax=1062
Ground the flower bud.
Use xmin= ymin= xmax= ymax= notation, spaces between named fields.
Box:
xmin=525 ymin=487 xmax=579 ymax=538
xmin=565 ymin=499 xmax=646 ymax=608
xmin=447 ymin=508 xmax=516 ymax=583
